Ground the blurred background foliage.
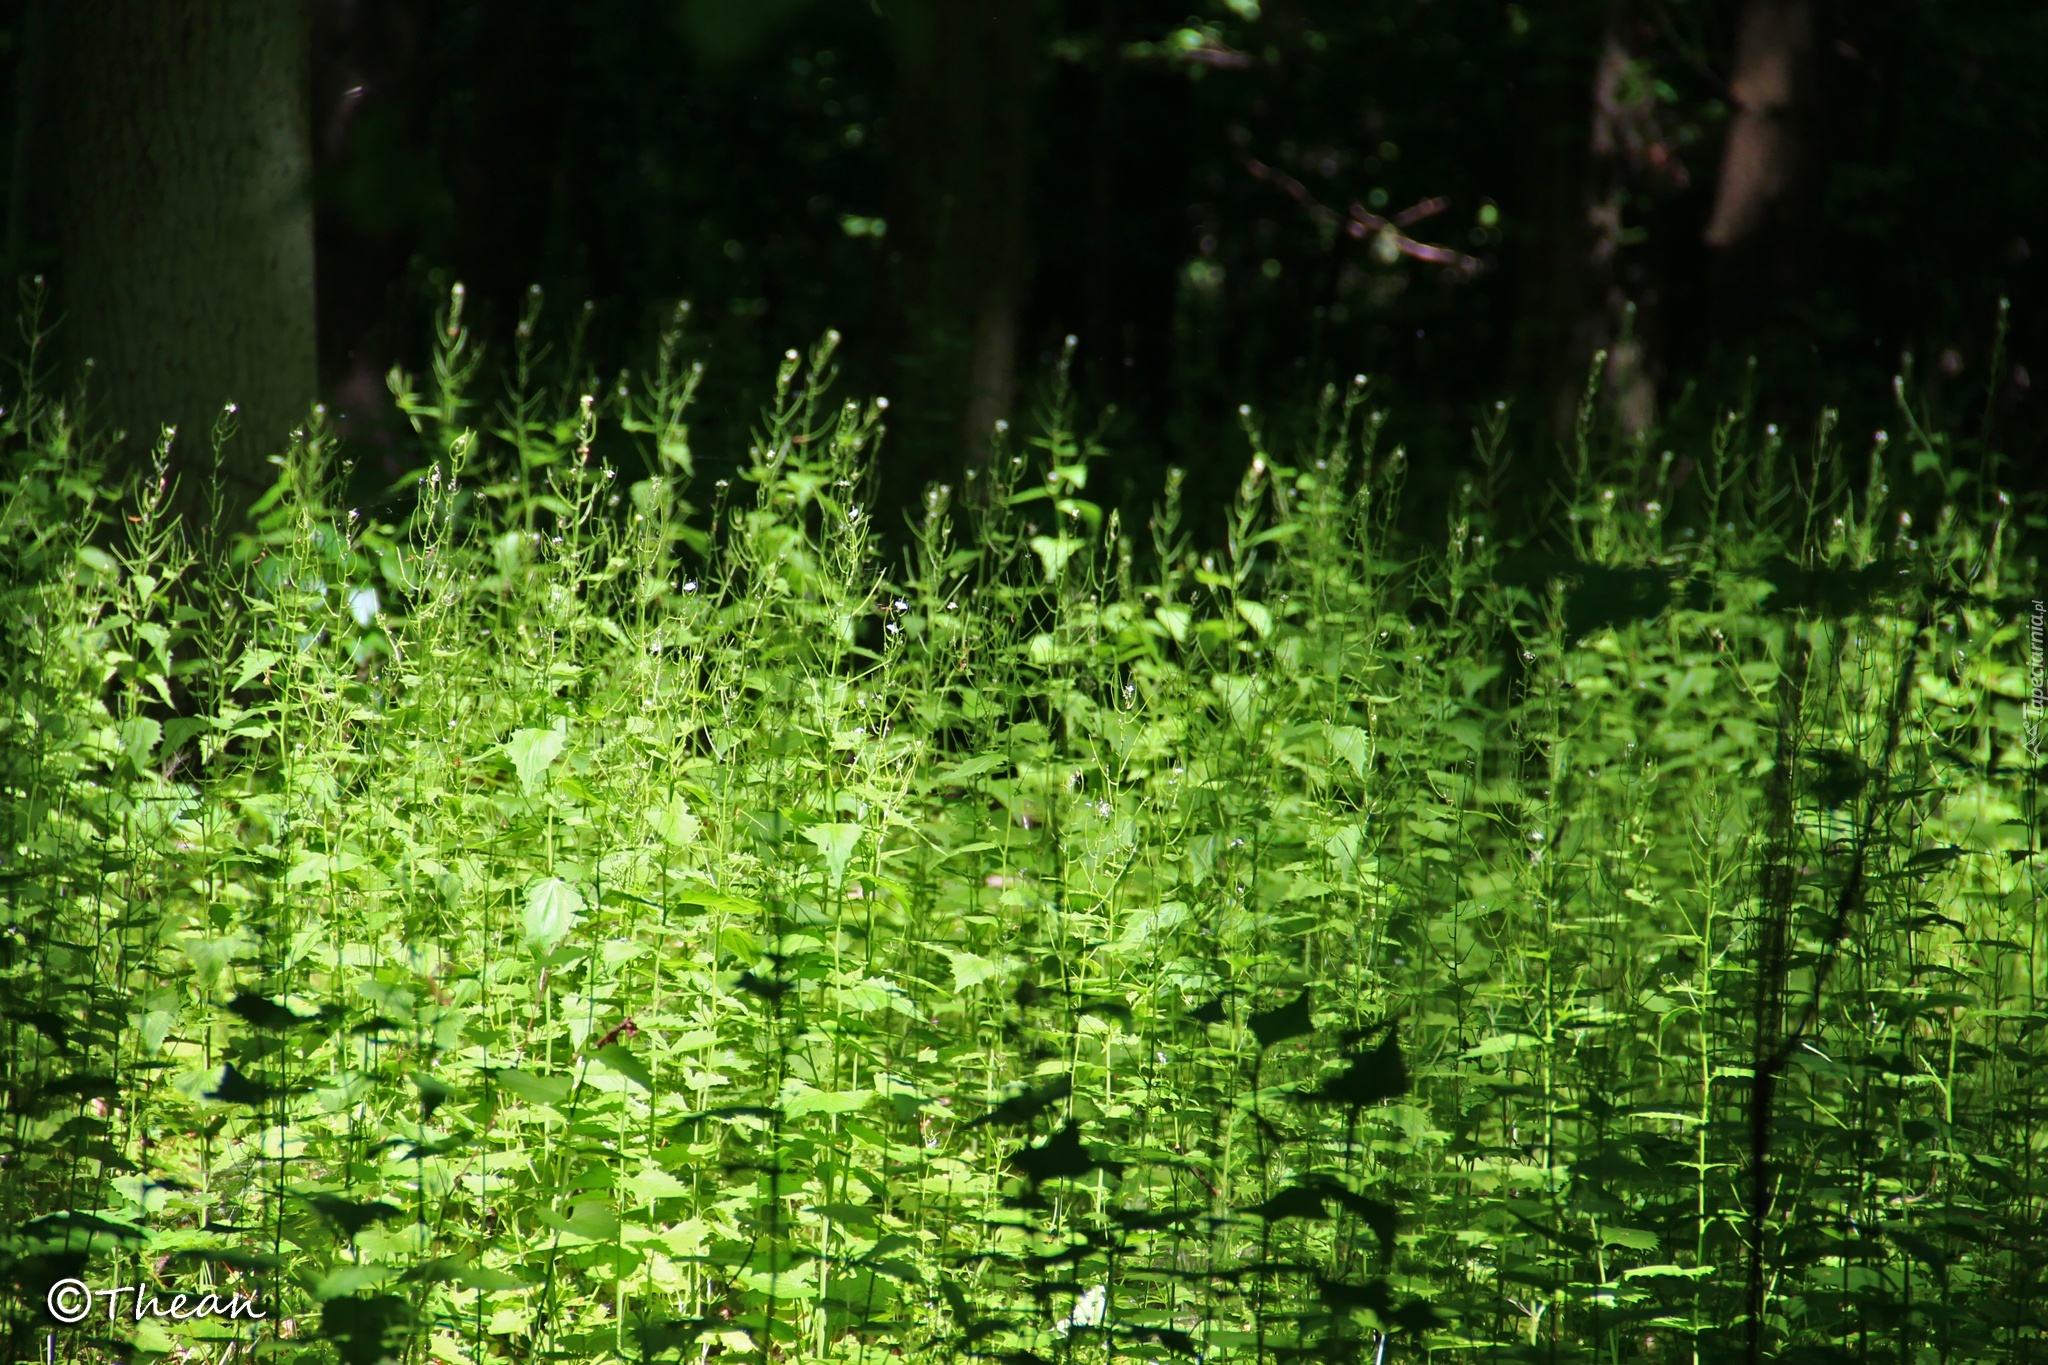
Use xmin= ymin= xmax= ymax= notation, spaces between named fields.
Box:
xmin=0 ymin=0 xmax=2040 ymax=535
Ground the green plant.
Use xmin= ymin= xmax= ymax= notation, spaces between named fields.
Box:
xmin=2 ymin=294 xmax=2043 ymax=1365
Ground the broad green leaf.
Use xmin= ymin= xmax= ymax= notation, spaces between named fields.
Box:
xmin=940 ymin=949 xmax=1003 ymax=992
xmin=784 ymin=1086 xmax=873 ymax=1118
xmin=119 ymin=716 xmax=161 ymax=770
xmin=523 ymin=877 xmax=585 ymax=952
xmin=1030 ymin=534 xmax=1085 ymax=580
xmin=646 ymin=795 xmax=701 ymax=848
xmin=1211 ymin=673 xmax=1260 ymax=728
xmin=1324 ymin=724 xmax=1370 ymax=779
xmin=229 ymin=647 xmax=283 ymax=692
xmin=805 ymin=822 xmax=863 ymax=883
xmin=593 ymin=1043 xmax=654 ymax=1092
xmin=505 ymin=720 xmax=568 ymax=795
xmin=481 ymin=1067 xmax=572 ymax=1107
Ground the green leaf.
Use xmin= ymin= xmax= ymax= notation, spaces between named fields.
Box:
xmin=673 ymin=883 xmax=767 ymax=914
xmin=646 ymin=795 xmax=702 ymax=848
xmin=1324 ymin=725 xmax=1370 ymax=779
xmin=1030 ymin=534 xmax=1085 ymax=580
xmin=940 ymin=949 xmax=1003 ymax=992
xmin=805 ymin=822 xmax=864 ymax=883
xmin=119 ymin=716 xmax=161 ymax=771
xmin=524 ymin=876 xmax=585 ymax=953
xmin=1211 ymin=673 xmax=1261 ymax=728
xmin=505 ymin=720 xmax=568 ymax=795
xmin=1602 ymin=1226 xmax=1661 ymax=1252
xmin=784 ymin=1087 xmax=873 ymax=1118
xmin=231 ymin=647 xmax=283 ymax=690
xmin=481 ymin=1067 xmax=572 ymax=1107
xmin=537 ymin=1200 xmax=621 ymax=1243
xmin=594 ymin=1043 xmax=655 ymax=1092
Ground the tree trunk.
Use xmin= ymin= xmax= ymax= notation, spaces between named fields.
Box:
xmin=882 ymin=0 xmax=1033 ymax=515
xmin=52 ymin=0 xmax=316 ymax=520
xmin=1511 ymin=2 xmax=1676 ymax=443
xmin=1703 ymin=0 xmax=1817 ymax=346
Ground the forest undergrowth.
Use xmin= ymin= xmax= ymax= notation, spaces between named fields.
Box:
xmin=2 ymin=291 xmax=2045 ymax=1365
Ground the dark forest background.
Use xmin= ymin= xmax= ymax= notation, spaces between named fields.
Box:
xmin=2 ymin=0 xmax=2042 ymax=541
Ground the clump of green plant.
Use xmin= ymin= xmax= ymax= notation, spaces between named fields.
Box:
xmin=2 ymin=293 xmax=2043 ymax=1365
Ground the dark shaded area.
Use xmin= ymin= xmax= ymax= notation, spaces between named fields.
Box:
xmin=0 ymin=0 xmax=2038 ymax=537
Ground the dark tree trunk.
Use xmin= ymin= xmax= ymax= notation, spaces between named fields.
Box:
xmin=882 ymin=0 xmax=1033 ymax=514
xmin=51 ymin=0 xmax=316 ymax=520
xmin=1511 ymin=2 xmax=1678 ymax=442
xmin=1704 ymin=0 xmax=1819 ymax=347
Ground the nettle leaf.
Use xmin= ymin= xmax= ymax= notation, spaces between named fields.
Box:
xmin=646 ymin=795 xmax=702 ymax=848
xmin=805 ymin=821 xmax=864 ymax=883
xmin=231 ymin=647 xmax=283 ymax=691
xmin=538 ymin=1200 xmax=622 ymax=1243
xmin=505 ymin=719 xmax=568 ymax=795
xmin=481 ymin=1067 xmax=572 ymax=1107
xmin=119 ymin=716 xmax=161 ymax=771
xmin=523 ymin=876 xmax=585 ymax=952
xmin=941 ymin=948 xmax=1004 ymax=992
xmin=1211 ymin=673 xmax=1262 ymax=728
xmin=1324 ymin=725 xmax=1370 ymax=779
xmin=593 ymin=1043 xmax=655 ymax=1092
xmin=673 ymin=883 xmax=766 ymax=915
xmin=784 ymin=1086 xmax=873 ymax=1118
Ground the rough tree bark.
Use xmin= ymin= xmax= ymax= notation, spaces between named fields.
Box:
xmin=882 ymin=0 xmax=1033 ymax=515
xmin=51 ymin=0 xmax=317 ymax=520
